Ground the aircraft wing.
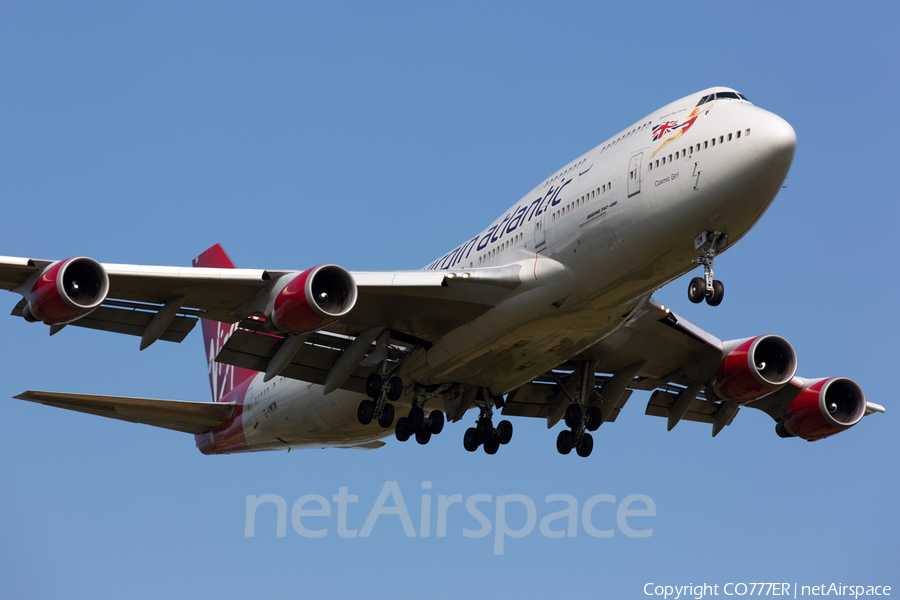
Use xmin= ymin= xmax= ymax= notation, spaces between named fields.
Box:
xmin=0 ymin=255 xmax=520 ymax=345
xmin=13 ymin=390 xmax=236 ymax=434
xmin=502 ymin=297 xmax=738 ymax=431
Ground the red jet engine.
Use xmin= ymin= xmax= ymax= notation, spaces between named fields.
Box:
xmin=268 ymin=265 xmax=357 ymax=335
xmin=777 ymin=377 xmax=867 ymax=441
xmin=711 ymin=335 xmax=798 ymax=403
xmin=22 ymin=257 xmax=110 ymax=325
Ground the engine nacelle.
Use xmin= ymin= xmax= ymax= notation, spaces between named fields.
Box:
xmin=268 ymin=265 xmax=357 ymax=335
xmin=711 ymin=335 xmax=798 ymax=403
xmin=23 ymin=257 xmax=110 ymax=325
xmin=777 ymin=377 xmax=866 ymax=441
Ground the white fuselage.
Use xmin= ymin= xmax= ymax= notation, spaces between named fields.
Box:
xmin=230 ymin=87 xmax=796 ymax=451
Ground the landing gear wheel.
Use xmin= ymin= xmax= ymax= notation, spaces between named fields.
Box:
xmin=415 ymin=430 xmax=432 ymax=445
xmin=386 ymin=376 xmax=403 ymax=401
xmin=463 ymin=427 xmax=480 ymax=452
xmin=395 ymin=417 xmax=411 ymax=442
xmin=564 ymin=404 xmax=583 ymax=429
xmin=576 ymin=432 xmax=594 ymax=457
xmin=483 ymin=438 xmax=500 ymax=455
xmin=357 ymin=400 xmax=375 ymax=425
xmin=429 ymin=410 xmax=445 ymax=435
xmin=476 ymin=418 xmax=493 ymax=443
xmin=556 ymin=430 xmax=575 ymax=455
xmin=377 ymin=403 xmax=394 ymax=428
xmin=585 ymin=406 xmax=603 ymax=431
xmin=365 ymin=373 xmax=382 ymax=399
xmin=688 ymin=277 xmax=707 ymax=303
xmin=407 ymin=406 xmax=425 ymax=433
xmin=497 ymin=420 xmax=513 ymax=445
xmin=706 ymin=279 xmax=724 ymax=306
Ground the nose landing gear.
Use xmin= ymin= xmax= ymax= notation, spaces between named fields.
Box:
xmin=688 ymin=231 xmax=726 ymax=306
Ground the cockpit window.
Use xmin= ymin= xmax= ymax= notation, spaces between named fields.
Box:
xmin=696 ymin=91 xmax=751 ymax=107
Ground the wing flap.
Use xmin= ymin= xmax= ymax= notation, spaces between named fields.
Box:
xmin=14 ymin=390 xmax=235 ymax=434
xmin=11 ymin=299 xmax=197 ymax=343
xmin=215 ymin=329 xmax=378 ymax=395
xmin=644 ymin=390 xmax=732 ymax=426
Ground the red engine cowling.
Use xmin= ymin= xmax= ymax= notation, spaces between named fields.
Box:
xmin=23 ymin=257 xmax=110 ymax=325
xmin=268 ymin=265 xmax=357 ymax=335
xmin=712 ymin=335 xmax=798 ymax=403
xmin=777 ymin=377 xmax=866 ymax=441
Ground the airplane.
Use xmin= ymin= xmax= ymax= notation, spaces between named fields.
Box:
xmin=0 ymin=87 xmax=885 ymax=458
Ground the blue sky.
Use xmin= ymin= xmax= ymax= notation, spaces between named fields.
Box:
xmin=1 ymin=2 xmax=897 ymax=598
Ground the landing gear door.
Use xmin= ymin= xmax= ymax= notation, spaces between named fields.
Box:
xmin=627 ymin=152 xmax=643 ymax=198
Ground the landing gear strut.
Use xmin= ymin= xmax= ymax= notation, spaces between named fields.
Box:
xmin=357 ymin=372 xmax=402 ymax=429
xmin=688 ymin=231 xmax=726 ymax=306
xmin=553 ymin=362 xmax=603 ymax=458
xmin=557 ymin=403 xmax=601 ymax=457
xmin=394 ymin=384 xmax=448 ymax=445
xmin=463 ymin=389 xmax=513 ymax=455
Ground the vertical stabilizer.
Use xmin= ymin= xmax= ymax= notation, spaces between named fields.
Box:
xmin=192 ymin=244 xmax=257 ymax=402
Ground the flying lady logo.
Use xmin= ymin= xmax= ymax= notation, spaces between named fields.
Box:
xmin=650 ymin=104 xmax=712 ymax=159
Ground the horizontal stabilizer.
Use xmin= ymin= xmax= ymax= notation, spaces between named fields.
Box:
xmin=13 ymin=390 xmax=235 ymax=434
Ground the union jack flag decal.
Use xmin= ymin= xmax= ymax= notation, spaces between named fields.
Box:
xmin=652 ymin=120 xmax=681 ymax=141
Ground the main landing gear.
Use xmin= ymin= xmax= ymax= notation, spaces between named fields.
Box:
xmin=463 ymin=393 xmax=513 ymax=455
xmin=357 ymin=372 xmax=402 ymax=429
xmin=688 ymin=231 xmax=726 ymax=306
xmin=394 ymin=384 xmax=448 ymax=445
xmin=556 ymin=403 xmax=602 ymax=457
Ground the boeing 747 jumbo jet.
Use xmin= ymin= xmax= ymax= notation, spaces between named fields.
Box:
xmin=0 ymin=87 xmax=885 ymax=457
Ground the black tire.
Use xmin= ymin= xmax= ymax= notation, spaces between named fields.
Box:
xmin=688 ymin=277 xmax=707 ymax=303
xmin=585 ymin=406 xmax=603 ymax=431
xmin=556 ymin=429 xmax=574 ymax=455
xmin=429 ymin=410 xmax=445 ymax=435
xmin=706 ymin=279 xmax=725 ymax=306
xmin=483 ymin=438 xmax=500 ymax=455
xmin=497 ymin=420 xmax=513 ymax=445
xmin=576 ymin=432 xmax=594 ymax=457
xmin=386 ymin=376 xmax=403 ymax=401
xmin=378 ymin=403 xmax=395 ymax=428
xmin=564 ymin=404 xmax=583 ymax=429
xmin=395 ymin=417 xmax=411 ymax=442
xmin=416 ymin=430 xmax=432 ymax=445
xmin=463 ymin=427 xmax=480 ymax=452
xmin=407 ymin=406 xmax=425 ymax=432
xmin=476 ymin=418 xmax=493 ymax=443
xmin=357 ymin=400 xmax=375 ymax=425
xmin=365 ymin=373 xmax=383 ymax=399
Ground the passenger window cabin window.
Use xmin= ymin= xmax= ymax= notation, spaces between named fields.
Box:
xmin=662 ymin=157 xmax=666 ymax=164
xmin=704 ymin=141 xmax=708 ymax=149
xmin=728 ymin=133 xmax=733 ymax=141
xmin=711 ymin=139 xmax=715 ymax=146
xmin=736 ymin=130 xmax=741 ymax=139
xmin=746 ymin=128 xmax=751 ymax=136
xmin=719 ymin=136 xmax=724 ymax=143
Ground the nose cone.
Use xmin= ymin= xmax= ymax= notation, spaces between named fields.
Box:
xmin=754 ymin=115 xmax=797 ymax=166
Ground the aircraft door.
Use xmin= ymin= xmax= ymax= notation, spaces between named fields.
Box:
xmin=534 ymin=213 xmax=546 ymax=247
xmin=627 ymin=152 xmax=643 ymax=198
